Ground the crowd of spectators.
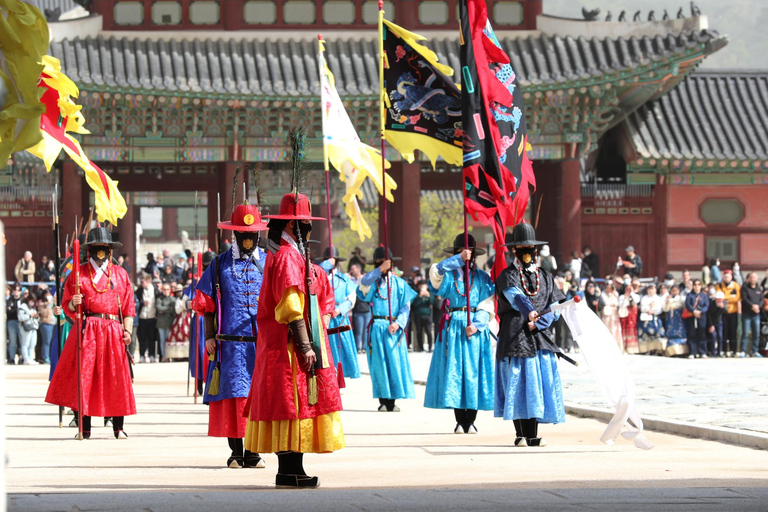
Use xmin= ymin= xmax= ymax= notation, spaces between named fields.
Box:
xmin=551 ymin=246 xmax=768 ymax=359
xmin=8 ymin=244 xmax=768 ymax=365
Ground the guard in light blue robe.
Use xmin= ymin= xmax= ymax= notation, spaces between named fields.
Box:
xmin=424 ymin=235 xmax=495 ymax=434
xmin=357 ymin=248 xmax=417 ymax=411
xmin=320 ymin=254 xmax=361 ymax=380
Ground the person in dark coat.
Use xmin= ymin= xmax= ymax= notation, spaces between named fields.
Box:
xmin=494 ymin=223 xmax=565 ymax=447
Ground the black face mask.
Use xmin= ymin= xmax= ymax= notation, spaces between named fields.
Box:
xmin=89 ymin=246 xmax=110 ymax=265
xmin=297 ymin=221 xmax=312 ymax=242
xmin=514 ymin=247 xmax=536 ymax=267
xmin=235 ymin=232 xmax=258 ymax=256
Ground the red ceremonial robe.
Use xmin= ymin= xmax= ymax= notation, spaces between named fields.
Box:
xmin=46 ymin=262 xmax=137 ymax=417
xmin=248 ymin=238 xmax=341 ymax=423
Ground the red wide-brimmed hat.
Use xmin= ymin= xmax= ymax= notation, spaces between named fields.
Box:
xmin=264 ymin=192 xmax=326 ymax=221
xmin=217 ymin=204 xmax=269 ymax=232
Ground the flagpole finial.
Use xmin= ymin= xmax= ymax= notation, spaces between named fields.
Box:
xmin=378 ymin=0 xmax=383 ymax=10
xmin=318 ymin=33 xmax=323 ymax=40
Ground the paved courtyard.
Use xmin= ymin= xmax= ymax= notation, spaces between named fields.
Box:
xmin=4 ymin=359 xmax=768 ymax=511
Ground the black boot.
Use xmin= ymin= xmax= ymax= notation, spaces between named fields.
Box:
xmin=453 ymin=409 xmax=466 ymax=434
xmin=465 ymin=409 xmax=478 ymax=434
xmin=244 ymin=449 xmax=266 ymax=468
xmin=523 ymin=418 xmax=546 ymax=447
xmin=275 ymin=451 xmax=319 ymax=489
xmin=227 ymin=437 xmax=244 ymax=468
xmin=75 ymin=415 xmax=91 ymax=440
xmin=513 ymin=419 xmax=526 ymax=446
xmin=113 ymin=416 xmax=127 ymax=439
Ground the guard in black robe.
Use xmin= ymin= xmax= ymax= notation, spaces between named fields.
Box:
xmin=494 ymin=223 xmax=565 ymax=447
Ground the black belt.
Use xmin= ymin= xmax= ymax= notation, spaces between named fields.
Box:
xmin=449 ymin=307 xmax=476 ymax=313
xmin=373 ymin=315 xmax=395 ymax=321
xmin=85 ymin=313 xmax=120 ymax=322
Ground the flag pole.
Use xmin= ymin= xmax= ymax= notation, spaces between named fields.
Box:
xmin=72 ymin=238 xmax=83 ymax=440
xmin=464 ymin=206 xmax=472 ymax=325
xmin=320 ymin=34 xmax=347 ymax=388
xmin=378 ymin=0 xmax=392 ymax=321
xmin=52 ymin=186 xmax=63 ymax=427
xmin=318 ymin=34 xmax=334 ymax=254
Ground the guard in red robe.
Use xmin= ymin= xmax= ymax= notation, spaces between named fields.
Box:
xmin=244 ymin=191 xmax=345 ymax=489
xmin=46 ymin=227 xmax=136 ymax=439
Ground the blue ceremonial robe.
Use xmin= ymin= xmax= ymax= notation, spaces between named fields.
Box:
xmin=424 ymin=255 xmax=495 ymax=410
xmin=358 ymin=269 xmax=417 ymax=400
xmin=196 ymin=247 xmax=265 ymax=404
xmin=321 ymin=261 xmax=361 ymax=379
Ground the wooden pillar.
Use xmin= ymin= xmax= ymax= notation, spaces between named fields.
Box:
xmin=220 ymin=161 xmax=246 ymax=222
xmin=162 ymin=207 xmax=178 ymax=240
xmin=560 ymin=160 xmax=582 ymax=261
xmin=207 ymin=189 xmax=219 ymax=252
xmin=221 ymin=0 xmax=241 ymax=29
xmin=118 ymin=203 xmax=137 ymax=283
xmin=60 ymin=160 xmax=83 ymax=245
xmin=532 ymin=161 xmax=561 ymax=260
xmin=653 ymin=175 xmax=668 ymax=280
xmin=380 ymin=162 xmax=420 ymax=271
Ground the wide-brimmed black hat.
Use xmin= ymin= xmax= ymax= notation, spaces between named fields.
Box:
xmin=322 ymin=246 xmax=346 ymax=262
xmin=202 ymin=250 xmax=216 ymax=268
xmin=86 ymin=227 xmax=122 ymax=249
xmin=369 ymin=246 xmax=402 ymax=264
xmin=503 ymin=223 xmax=546 ymax=247
xmin=443 ymin=233 xmax=486 ymax=256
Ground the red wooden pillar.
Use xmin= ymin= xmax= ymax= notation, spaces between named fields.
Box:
xmin=60 ymin=160 xmax=83 ymax=244
xmin=207 ymin=189 xmax=219 ymax=252
xmin=560 ymin=160 xmax=582 ymax=261
xmin=653 ymin=175 xmax=668 ymax=279
xmin=380 ymin=161 xmax=420 ymax=271
xmin=162 ymin=207 xmax=178 ymax=240
xmin=118 ymin=202 xmax=137 ymax=283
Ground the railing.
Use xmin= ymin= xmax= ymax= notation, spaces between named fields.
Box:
xmin=0 ymin=186 xmax=56 ymax=212
xmin=581 ymin=184 xmax=653 ymax=210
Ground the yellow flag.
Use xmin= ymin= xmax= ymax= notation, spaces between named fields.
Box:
xmin=319 ymin=38 xmax=396 ymax=241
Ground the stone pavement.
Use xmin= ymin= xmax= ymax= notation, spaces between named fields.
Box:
xmin=371 ymin=350 xmax=768 ymax=434
xmin=5 ymin=362 xmax=768 ymax=511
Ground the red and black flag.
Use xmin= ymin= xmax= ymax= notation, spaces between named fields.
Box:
xmin=459 ymin=0 xmax=535 ymax=276
xmin=381 ymin=18 xmax=463 ymax=167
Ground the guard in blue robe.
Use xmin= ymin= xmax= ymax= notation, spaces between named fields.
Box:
xmin=194 ymin=203 xmax=268 ymax=469
xmin=320 ymin=247 xmax=361 ymax=380
xmin=357 ymin=247 xmax=417 ymax=411
xmin=495 ymin=224 xmax=566 ymax=447
xmin=424 ymin=234 xmax=495 ymax=434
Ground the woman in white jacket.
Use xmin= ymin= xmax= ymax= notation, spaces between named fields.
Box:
xmin=599 ymin=283 xmax=622 ymax=349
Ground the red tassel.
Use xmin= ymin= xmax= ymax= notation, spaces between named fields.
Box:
xmin=337 ymin=361 xmax=346 ymax=389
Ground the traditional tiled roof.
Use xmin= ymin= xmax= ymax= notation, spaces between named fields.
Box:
xmin=625 ymin=71 xmax=768 ymax=161
xmin=48 ymin=28 xmax=724 ymax=97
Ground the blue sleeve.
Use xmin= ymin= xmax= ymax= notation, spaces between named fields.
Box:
xmin=436 ymin=254 xmax=464 ymax=275
xmin=360 ymin=268 xmax=381 ymax=287
xmin=472 ymin=310 xmax=490 ymax=330
xmin=320 ymin=260 xmax=333 ymax=273
xmin=395 ymin=304 xmax=410 ymax=329
xmin=502 ymin=286 xmax=534 ymax=316
xmin=196 ymin=255 xmax=219 ymax=298
xmin=395 ymin=278 xmax=417 ymax=329
xmin=337 ymin=278 xmax=355 ymax=316
xmin=685 ymin=294 xmax=695 ymax=312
